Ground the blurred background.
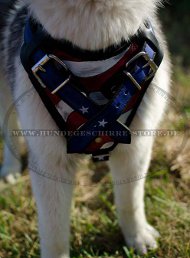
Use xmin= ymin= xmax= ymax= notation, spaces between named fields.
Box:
xmin=0 ymin=1 xmax=190 ymax=258
xmin=161 ymin=0 xmax=190 ymax=67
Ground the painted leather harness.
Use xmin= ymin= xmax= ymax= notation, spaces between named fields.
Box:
xmin=20 ymin=19 xmax=163 ymax=161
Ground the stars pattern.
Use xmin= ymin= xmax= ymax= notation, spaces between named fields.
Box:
xmin=80 ymin=106 xmax=89 ymax=114
xmin=98 ymin=155 xmax=106 ymax=161
xmin=98 ymin=119 xmax=108 ymax=128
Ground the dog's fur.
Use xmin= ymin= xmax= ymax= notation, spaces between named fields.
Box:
xmin=0 ymin=0 xmax=23 ymax=183
xmin=0 ymin=0 xmax=171 ymax=257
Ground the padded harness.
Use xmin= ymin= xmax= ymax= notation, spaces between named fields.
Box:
xmin=20 ymin=19 xmax=163 ymax=161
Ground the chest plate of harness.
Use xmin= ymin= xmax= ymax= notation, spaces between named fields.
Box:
xmin=20 ymin=18 xmax=163 ymax=162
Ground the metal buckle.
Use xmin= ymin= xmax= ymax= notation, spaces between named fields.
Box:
xmin=124 ymin=51 xmax=158 ymax=90
xmin=32 ymin=54 xmax=70 ymax=94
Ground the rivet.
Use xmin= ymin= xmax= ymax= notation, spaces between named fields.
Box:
xmin=95 ymin=137 xmax=102 ymax=144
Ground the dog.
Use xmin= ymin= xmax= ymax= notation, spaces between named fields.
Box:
xmin=0 ymin=0 xmax=171 ymax=257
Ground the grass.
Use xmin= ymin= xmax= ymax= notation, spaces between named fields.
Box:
xmin=0 ymin=170 xmax=189 ymax=258
xmin=0 ymin=67 xmax=190 ymax=258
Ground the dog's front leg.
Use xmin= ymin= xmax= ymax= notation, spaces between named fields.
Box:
xmin=30 ymin=158 xmax=75 ymax=258
xmin=0 ymin=76 xmax=22 ymax=182
xmin=109 ymin=137 xmax=159 ymax=254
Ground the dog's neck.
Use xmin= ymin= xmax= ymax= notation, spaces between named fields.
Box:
xmin=27 ymin=0 xmax=160 ymax=50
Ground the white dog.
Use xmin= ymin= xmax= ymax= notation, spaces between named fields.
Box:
xmin=0 ymin=0 xmax=171 ymax=257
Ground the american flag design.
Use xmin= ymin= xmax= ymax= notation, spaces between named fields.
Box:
xmin=45 ymin=42 xmax=140 ymax=152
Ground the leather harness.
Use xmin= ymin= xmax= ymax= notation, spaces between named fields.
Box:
xmin=20 ymin=18 xmax=163 ymax=161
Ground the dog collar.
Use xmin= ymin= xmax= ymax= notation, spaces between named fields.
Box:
xmin=20 ymin=18 xmax=163 ymax=162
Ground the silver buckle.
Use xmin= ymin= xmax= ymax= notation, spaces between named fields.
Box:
xmin=124 ymin=51 xmax=158 ymax=90
xmin=32 ymin=54 xmax=70 ymax=94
